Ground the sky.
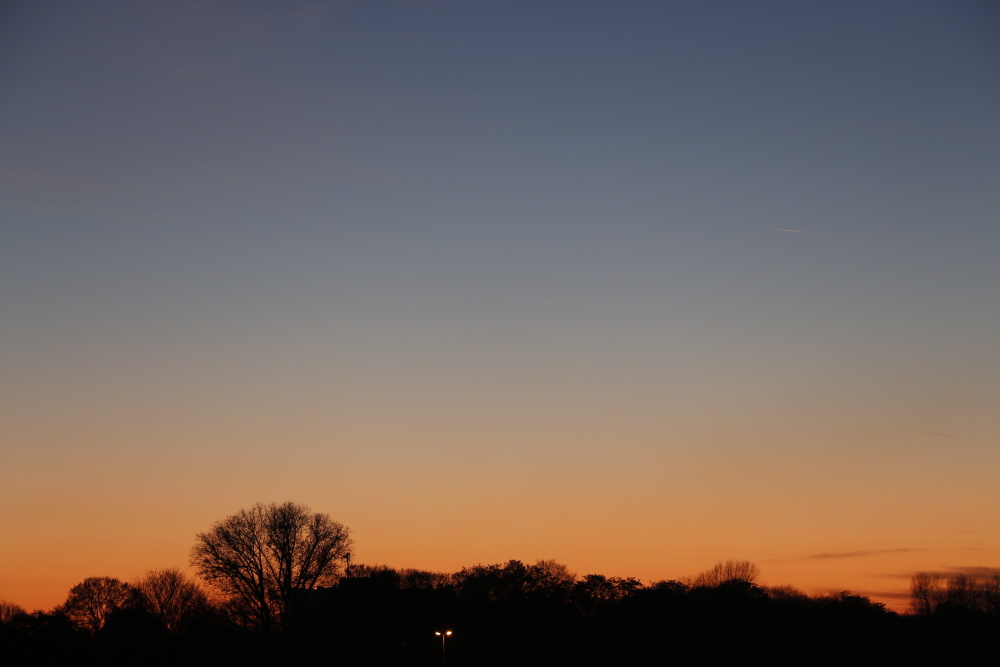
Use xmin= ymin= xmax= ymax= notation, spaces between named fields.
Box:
xmin=2 ymin=0 xmax=998 ymax=613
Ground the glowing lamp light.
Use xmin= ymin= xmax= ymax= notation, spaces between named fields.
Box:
xmin=435 ymin=630 xmax=454 ymax=666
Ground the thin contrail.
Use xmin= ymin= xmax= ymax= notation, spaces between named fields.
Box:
xmin=774 ymin=228 xmax=820 ymax=234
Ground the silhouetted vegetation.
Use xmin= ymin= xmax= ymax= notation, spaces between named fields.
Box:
xmin=60 ymin=576 xmax=132 ymax=635
xmin=190 ymin=501 xmax=352 ymax=633
xmin=910 ymin=570 xmax=1000 ymax=617
xmin=3 ymin=503 xmax=997 ymax=665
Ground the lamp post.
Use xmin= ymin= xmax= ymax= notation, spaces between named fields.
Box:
xmin=434 ymin=630 xmax=453 ymax=666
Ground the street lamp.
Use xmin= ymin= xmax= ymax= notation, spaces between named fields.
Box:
xmin=434 ymin=630 xmax=453 ymax=666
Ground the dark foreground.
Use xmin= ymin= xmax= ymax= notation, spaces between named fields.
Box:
xmin=3 ymin=578 xmax=996 ymax=666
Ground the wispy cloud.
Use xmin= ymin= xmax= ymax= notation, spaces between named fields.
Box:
xmin=947 ymin=566 xmax=1000 ymax=579
xmin=803 ymin=548 xmax=922 ymax=560
xmin=867 ymin=590 xmax=912 ymax=600
xmin=886 ymin=565 xmax=1000 ymax=580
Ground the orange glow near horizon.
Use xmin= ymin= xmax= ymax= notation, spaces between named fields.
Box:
xmin=3 ymin=402 xmax=998 ymax=615
xmin=4 ymin=483 xmax=993 ymax=615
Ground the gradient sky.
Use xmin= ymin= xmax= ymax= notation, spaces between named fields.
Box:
xmin=2 ymin=1 xmax=998 ymax=613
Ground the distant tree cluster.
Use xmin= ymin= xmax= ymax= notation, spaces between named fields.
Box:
xmin=0 ymin=600 xmax=26 ymax=624
xmin=3 ymin=501 xmax=998 ymax=665
xmin=911 ymin=571 xmax=1000 ymax=617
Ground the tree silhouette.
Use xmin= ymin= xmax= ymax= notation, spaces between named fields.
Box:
xmin=190 ymin=501 xmax=352 ymax=632
xmin=981 ymin=574 xmax=1000 ymax=616
xmin=453 ymin=559 xmax=578 ymax=603
xmin=690 ymin=559 xmax=761 ymax=588
xmin=0 ymin=600 xmax=26 ymax=623
xmin=942 ymin=573 xmax=979 ymax=615
xmin=910 ymin=571 xmax=943 ymax=615
xmin=134 ymin=568 xmax=211 ymax=636
xmin=911 ymin=570 xmax=1000 ymax=617
xmin=529 ymin=559 xmax=577 ymax=595
xmin=573 ymin=574 xmax=643 ymax=605
xmin=10 ymin=551 xmax=1000 ymax=665
xmin=61 ymin=576 xmax=132 ymax=635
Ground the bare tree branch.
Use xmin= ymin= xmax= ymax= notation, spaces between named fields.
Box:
xmin=190 ymin=501 xmax=352 ymax=631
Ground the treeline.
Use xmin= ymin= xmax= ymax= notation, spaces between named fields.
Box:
xmin=2 ymin=502 xmax=997 ymax=665
xmin=910 ymin=570 xmax=1000 ymax=617
xmin=4 ymin=562 xmax=998 ymax=665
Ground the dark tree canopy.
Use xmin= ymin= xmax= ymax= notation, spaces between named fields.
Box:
xmin=61 ymin=576 xmax=132 ymax=635
xmin=0 ymin=600 xmax=26 ymax=624
xmin=454 ymin=559 xmax=577 ymax=602
xmin=134 ymin=568 xmax=210 ymax=636
xmin=13 ymin=553 xmax=1000 ymax=666
xmin=190 ymin=501 xmax=352 ymax=631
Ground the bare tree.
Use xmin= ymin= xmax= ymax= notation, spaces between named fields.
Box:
xmin=190 ymin=501 xmax=352 ymax=631
xmin=134 ymin=568 xmax=210 ymax=636
xmin=0 ymin=599 xmax=26 ymax=623
xmin=944 ymin=573 xmax=980 ymax=613
xmin=910 ymin=571 xmax=1000 ymax=616
xmin=62 ymin=576 xmax=132 ymax=634
xmin=980 ymin=574 xmax=1000 ymax=616
xmin=910 ymin=572 xmax=943 ymax=615
xmin=691 ymin=559 xmax=761 ymax=587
